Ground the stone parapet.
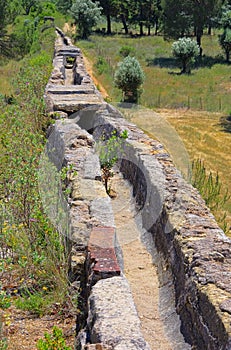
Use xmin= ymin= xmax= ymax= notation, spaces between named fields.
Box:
xmin=89 ymin=104 xmax=231 ymax=350
xmin=44 ymin=30 xmax=231 ymax=350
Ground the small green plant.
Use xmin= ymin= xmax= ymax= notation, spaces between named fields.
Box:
xmin=119 ymin=45 xmax=135 ymax=58
xmin=36 ymin=326 xmax=71 ymax=350
xmin=97 ymin=130 xmax=128 ymax=195
xmin=0 ymin=316 xmax=8 ymax=350
xmin=0 ymin=337 xmax=8 ymax=350
xmin=66 ymin=57 xmax=75 ymax=64
xmin=15 ymin=292 xmax=50 ymax=317
xmin=0 ymin=291 xmax=11 ymax=310
xmin=95 ymin=56 xmax=108 ymax=75
xmin=69 ymin=0 xmax=102 ymax=39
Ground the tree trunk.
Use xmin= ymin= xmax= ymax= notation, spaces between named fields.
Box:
xmin=226 ymin=50 xmax=230 ymax=63
xmin=196 ymin=25 xmax=203 ymax=56
xmin=139 ymin=22 xmax=144 ymax=36
xmin=121 ymin=14 xmax=128 ymax=34
xmin=155 ymin=19 xmax=159 ymax=35
xmin=196 ymin=31 xmax=203 ymax=56
xmin=106 ymin=14 xmax=111 ymax=34
xmin=148 ymin=25 xmax=151 ymax=36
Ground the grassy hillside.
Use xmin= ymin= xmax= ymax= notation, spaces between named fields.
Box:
xmin=77 ymin=31 xmax=231 ymax=235
xmin=78 ymin=32 xmax=231 ymax=113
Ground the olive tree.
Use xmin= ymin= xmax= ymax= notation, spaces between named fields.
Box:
xmin=172 ymin=37 xmax=200 ymax=74
xmin=114 ymin=56 xmax=145 ymax=103
xmin=219 ymin=6 xmax=231 ymax=62
xmin=69 ymin=0 xmax=102 ymax=39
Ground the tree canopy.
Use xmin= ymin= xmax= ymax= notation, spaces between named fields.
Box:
xmin=114 ymin=56 xmax=145 ymax=102
xmin=69 ymin=0 xmax=102 ymax=39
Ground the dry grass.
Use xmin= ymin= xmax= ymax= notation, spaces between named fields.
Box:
xmin=143 ymin=108 xmax=231 ymax=234
xmin=0 ymin=60 xmax=21 ymax=95
xmin=78 ymin=31 xmax=231 ymax=235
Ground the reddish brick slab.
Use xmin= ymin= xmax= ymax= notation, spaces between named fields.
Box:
xmin=88 ymin=227 xmax=120 ymax=275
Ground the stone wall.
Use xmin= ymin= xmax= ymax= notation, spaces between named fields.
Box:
xmin=44 ymin=29 xmax=231 ymax=350
xmin=89 ymin=104 xmax=231 ymax=350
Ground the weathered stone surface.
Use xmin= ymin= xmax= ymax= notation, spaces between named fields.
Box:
xmin=72 ymin=179 xmax=107 ymax=201
xmin=87 ymin=277 xmax=151 ymax=350
xmin=83 ymin=153 xmax=101 ymax=180
xmin=51 ymin=94 xmax=102 ymax=112
xmin=45 ymin=30 xmax=231 ymax=350
xmin=90 ymin=103 xmax=231 ymax=350
xmin=90 ymin=198 xmax=115 ymax=227
xmin=46 ymin=84 xmax=96 ymax=95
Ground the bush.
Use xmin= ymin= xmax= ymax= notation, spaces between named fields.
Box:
xmin=95 ymin=56 xmax=107 ymax=74
xmin=114 ymin=56 xmax=145 ymax=102
xmin=119 ymin=45 xmax=135 ymax=58
xmin=172 ymin=37 xmax=200 ymax=74
xmin=37 ymin=326 xmax=71 ymax=350
xmin=69 ymin=0 xmax=102 ymax=39
xmin=219 ymin=28 xmax=231 ymax=62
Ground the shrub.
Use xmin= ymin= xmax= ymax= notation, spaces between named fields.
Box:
xmin=114 ymin=56 xmax=145 ymax=102
xmin=119 ymin=45 xmax=135 ymax=58
xmin=95 ymin=56 xmax=107 ymax=74
xmin=97 ymin=130 xmax=128 ymax=195
xmin=69 ymin=0 xmax=102 ymax=39
xmin=172 ymin=37 xmax=200 ymax=74
xmin=37 ymin=326 xmax=71 ymax=350
xmin=219 ymin=28 xmax=231 ymax=62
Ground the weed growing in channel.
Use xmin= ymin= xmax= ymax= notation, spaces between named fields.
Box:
xmin=97 ymin=129 xmax=128 ymax=195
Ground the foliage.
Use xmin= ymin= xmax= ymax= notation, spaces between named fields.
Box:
xmin=219 ymin=28 xmax=231 ymax=61
xmin=78 ymin=33 xmax=231 ymax=111
xmin=21 ymin=0 xmax=39 ymax=15
xmin=172 ymin=37 xmax=200 ymax=74
xmin=0 ymin=291 xmax=11 ymax=310
xmin=95 ymin=56 xmax=108 ymax=74
xmin=0 ymin=317 xmax=7 ymax=350
xmin=114 ymin=56 xmax=145 ymax=102
xmin=192 ymin=159 xmax=230 ymax=231
xmin=162 ymin=0 xmax=224 ymax=52
xmin=129 ymin=0 xmax=163 ymax=36
xmin=15 ymin=292 xmax=52 ymax=317
xmin=97 ymin=0 xmax=118 ymax=34
xmin=36 ymin=326 xmax=71 ymax=350
xmin=69 ymin=0 xmax=102 ymax=39
xmin=97 ymin=130 xmax=128 ymax=194
xmin=219 ymin=6 xmax=231 ymax=61
xmin=56 ymin=0 xmax=73 ymax=14
xmin=119 ymin=45 xmax=135 ymax=58
xmin=0 ymin=26 xmax=71 ymax=317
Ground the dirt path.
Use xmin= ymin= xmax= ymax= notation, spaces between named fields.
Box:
xmin=82 ymin=55 xmax=110 ymax=99
xmin=110 ymin=171 xmax=190 ymax=350
xmin=63 ymin=22 xmax=109 ymax=99
xmin=3 ymin=306 xmax=75 ymax=349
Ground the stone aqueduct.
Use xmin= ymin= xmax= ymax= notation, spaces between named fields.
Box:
xmin=43 ymin=28 xmax=231 ymax=349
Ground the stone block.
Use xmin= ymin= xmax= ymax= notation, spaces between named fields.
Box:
xmin=87 ymin=277 xmax=151 ymax=350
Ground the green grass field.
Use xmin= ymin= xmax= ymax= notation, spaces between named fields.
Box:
xmin=78 ymin=32 xmax=231 ymax=113
xmin=0 ymin=60 xmax=21 ymax=95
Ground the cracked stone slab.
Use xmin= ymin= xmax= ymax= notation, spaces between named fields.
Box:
xmin=87 ymin=276 xmax=151 ymax=350
xmin=90 ymin=197 xmax=115 ymax=227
